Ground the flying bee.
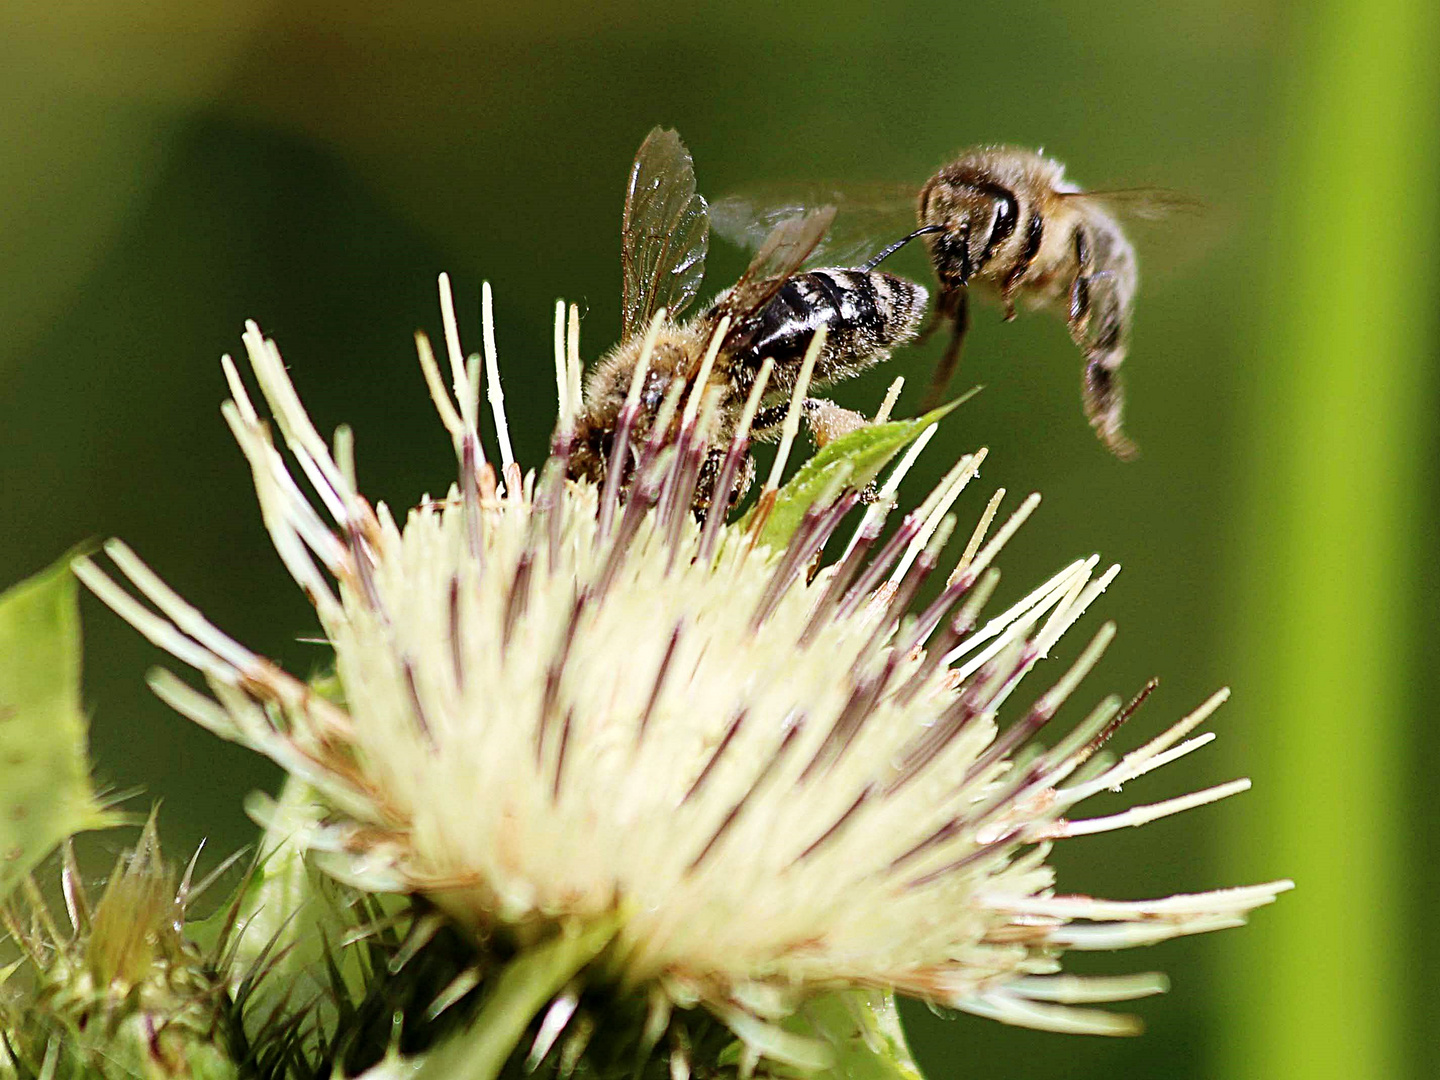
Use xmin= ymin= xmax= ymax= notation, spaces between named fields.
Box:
xmin=568 ymin=127 xmax=930 ymax=512
xmin=713 ymin=146 xmax=1192 ymax=459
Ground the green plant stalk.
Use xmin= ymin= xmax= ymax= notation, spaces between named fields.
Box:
xmin=1226 ymin=2 xmax=1439 ymax=1077
xmin=414 ymin=917 xmax=620 ymax=1080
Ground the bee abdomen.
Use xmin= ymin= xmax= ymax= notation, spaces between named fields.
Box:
xmin=725 ymin=270 xmax=929 ymax=396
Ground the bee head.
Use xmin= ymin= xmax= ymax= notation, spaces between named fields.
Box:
xmin=917 ymin=170 xmax=1020 ymax=289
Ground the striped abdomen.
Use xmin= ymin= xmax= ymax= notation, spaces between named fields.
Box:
xmin=710 ymin=270 xmax=929 ymax=402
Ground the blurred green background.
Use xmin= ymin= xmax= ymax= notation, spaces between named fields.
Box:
xmin=1 ymin=2 xmax=1435 ymax=1077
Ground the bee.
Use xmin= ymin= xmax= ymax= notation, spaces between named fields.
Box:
xmin=713 ymin=146 xmax=1186 ymax=459
xmin=569 ymin=127 xmax=930 ymax=511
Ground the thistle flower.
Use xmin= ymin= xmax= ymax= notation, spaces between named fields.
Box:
xmin=74 ymin=275 xmax=1289 ymax=1073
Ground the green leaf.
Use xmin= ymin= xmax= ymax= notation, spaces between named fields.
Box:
xmin=791 ymin=990 xmax=925 ymax=1080
xmin=0 ymin=557 xmax=118 ymax=903
xmin=413 ymin=916 xmax=621 ymax=1080
xmin=743 ymin=398 xmax=969 ymax=550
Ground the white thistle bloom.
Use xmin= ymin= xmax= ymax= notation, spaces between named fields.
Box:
xmin=75 ymin=275 xmax=1289 ymax=1064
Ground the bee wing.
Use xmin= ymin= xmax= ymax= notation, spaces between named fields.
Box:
xmin=1061 ymin=187 xmax=1206 ymax=222
xmin=1062 ymin=187 xmax=1223 ymax=280
xmin=711 ymin=181 xmax=918 ymax=268
xmin=710 ymin=206 xmax=837 ymax=323
xmin=621 ymin=127 xmax=710 ymax=339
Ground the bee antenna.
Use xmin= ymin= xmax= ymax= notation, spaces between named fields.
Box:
xmin=859 ymin=225 xmax=945 ymax=272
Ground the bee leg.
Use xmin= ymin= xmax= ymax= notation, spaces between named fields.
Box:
xmin=1068 ymin=223 xmax=1137 ymax=459
xmin=748 ymin=404 xmax=792 ymax=442
xmin=1068 ymin=223 xmax=1094 ymax=328
xmin=802 ymin=398 xmax=869 ymax=449
xmin=1077 ymin=300 xmax=1137 ymax=459
xmin=920 ymin=287 xmax=970 ymax=412
xmin=1082 ymin=352 xmax=1137 ymax=460
xmin=694 ymin=447 xmax=755 ymax=520
xmin=914 ymin=312 xmax=942 ymax=346
xmin=752 ymin=399 xmax=858 ymax=444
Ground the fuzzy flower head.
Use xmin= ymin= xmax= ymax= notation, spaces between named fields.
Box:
xmin=76 ymin=276 xmax=1288 ymax=1063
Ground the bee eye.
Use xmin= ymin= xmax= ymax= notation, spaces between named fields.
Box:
xmin=985 ymin=190 xmax=1019 ymax=255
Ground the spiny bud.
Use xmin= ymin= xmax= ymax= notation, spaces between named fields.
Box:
xmin=0 ymin=817 xmax=252 ymax=1080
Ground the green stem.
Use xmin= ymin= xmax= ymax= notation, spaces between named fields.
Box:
xmin=416 ymin=917 xmax=620 ymax=1080
xmin=1225 ymin=3 xmax=1439 ymax=1078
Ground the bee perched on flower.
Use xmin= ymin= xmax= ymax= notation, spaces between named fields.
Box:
xmin=73 ymin=268 xmax=1288 ymax=1079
